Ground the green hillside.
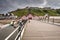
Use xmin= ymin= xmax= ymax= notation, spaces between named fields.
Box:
xmin=10 ymin=7 xmax=60 ymax=17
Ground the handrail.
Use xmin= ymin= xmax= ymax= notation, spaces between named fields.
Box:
xmin=5 ymin=26 xmax=20 ymax=40
xmin=15 ymin=31 xmax=21 ymax=40
xmin=5 ymin=20 xmax=27 ymax=40
xmin=15 ymin=25 xmax=24 ymax=40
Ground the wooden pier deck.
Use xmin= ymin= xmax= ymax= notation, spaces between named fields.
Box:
xmin=22 ymin=20 xmax=60 ymax=40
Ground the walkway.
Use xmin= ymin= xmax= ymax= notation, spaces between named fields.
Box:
xmin=22 ymin=20 xmax=60 ymax=40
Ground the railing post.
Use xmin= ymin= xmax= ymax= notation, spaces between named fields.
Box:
xmin=53 ymin=18 xmax=54 ymax=24
xmin=47 ymin=16 xmax=49 ymax=23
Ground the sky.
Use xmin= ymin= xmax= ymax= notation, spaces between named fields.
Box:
xmin=0 ymin=0 xmax=60 ymax=14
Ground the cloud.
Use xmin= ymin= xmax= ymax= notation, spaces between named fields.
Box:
xmin=0 ymin=0 xmax=60 ymax=13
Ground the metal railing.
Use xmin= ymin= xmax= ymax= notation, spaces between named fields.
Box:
xmin=39 ymin=16 xmax=60 ymax=26
xmin=5 ymin=20 xmax=27 ymax=40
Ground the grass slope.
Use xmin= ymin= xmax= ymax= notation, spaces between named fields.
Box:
xmin=10 ymin=8 xmax=60 ymax=17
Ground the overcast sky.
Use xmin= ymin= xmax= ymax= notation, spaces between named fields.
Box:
xmin=0 ymin=0 xmax=60 ymax=14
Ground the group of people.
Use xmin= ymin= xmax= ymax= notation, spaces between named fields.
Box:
xmin=39 ymin=14 xmax=50 ymax=21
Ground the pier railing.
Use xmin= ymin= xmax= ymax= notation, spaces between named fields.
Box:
xmin=5 ymin=20 xmax=27 ymax=40
xmin=39 ymin=16 xmax=60 ymax=25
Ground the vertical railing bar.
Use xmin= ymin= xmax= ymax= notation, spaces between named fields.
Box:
xmin=15 ymin=31 xmax=21 ymax=40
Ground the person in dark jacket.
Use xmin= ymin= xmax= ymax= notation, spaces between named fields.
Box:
xmin=18 ymin=20 xmax=23 ymax=32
